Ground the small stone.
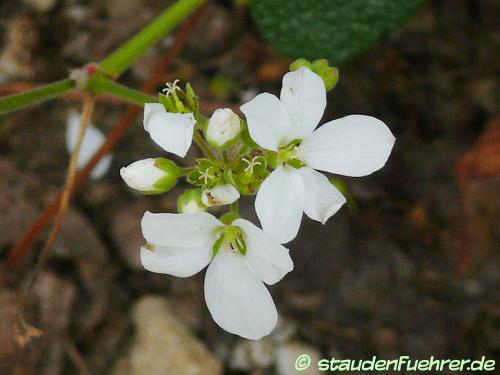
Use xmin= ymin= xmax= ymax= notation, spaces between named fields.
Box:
xmin=112 ymin=296 xmax=222 ymax=375
xmin=230 ymin=338 xmax=275 ymax=370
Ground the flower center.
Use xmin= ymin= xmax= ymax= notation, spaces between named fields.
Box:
xmin=270 ymin=139 xmax=305 ymax=169
xmin=212 ymin=225 xmax=246 ymax=258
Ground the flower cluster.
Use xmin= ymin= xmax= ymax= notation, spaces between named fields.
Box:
xmin=120 ymin=60 xmax=395 ymax=340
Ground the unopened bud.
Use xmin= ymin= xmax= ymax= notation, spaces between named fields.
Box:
xmin=177 ymin=189 xmax=207 ymax=213
xmin=201 ymin=184 xmax=240 ymax=207
xmin=120 ymin=158 xmax=179 ymax=194
xmin=290 ymin=58 xmax=313 ymax=72
xmin=312 ymin=59 xmax=339 ymax=91
xmin=206 ymin=108 xmax=241 ymax=149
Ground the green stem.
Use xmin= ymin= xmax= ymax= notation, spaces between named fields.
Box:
xmin=99 ymin=0 xmax=205 ymax=77
xmin=87 ymin=75 xmax=156 ymax=106
xmin=230 ymin=201 xmax=239 ymax=215
xmin=0 ymin=79 xmax=76 ymax=115
xmin=193 ymin=130 xmax=218 ymax=161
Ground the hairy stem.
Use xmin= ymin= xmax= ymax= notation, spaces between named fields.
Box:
xmin=99 ymin=0 xmax=205 ymax=77
xmin=0 ymin=79 xmax=76 ymax=115
xmin=87 ymin=75 xmax=156 ymax=106
xmin=193 ymin=130 xmax=218 ymax=161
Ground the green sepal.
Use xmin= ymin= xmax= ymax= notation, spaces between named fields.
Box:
xmin=177 ymin=188 xmax=207 ymax=213
xmin=151 ymin=158 xmax=179 ymax=192
xmin=312 ymin=59 xmax=339 ymax=91
xmin=185 ymin=82 xmax=200 ymax=118
xmin=330 ymin=177 xmax=358 ymax=214
xmin=212 ymin=234 xmax=225 ymax=259
xmin=290 ymin=58 xmax=313 ymax=71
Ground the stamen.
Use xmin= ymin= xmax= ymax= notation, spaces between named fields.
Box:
xmin=242 ymin=156 xmax=262 ymax=174
xmin=198 ymin=168 xmax=215 ymax=185
xmin=161 ymin=79 xmax=181 ymax=97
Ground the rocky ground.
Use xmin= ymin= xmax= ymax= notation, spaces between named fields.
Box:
xmin=0 ymin=0 xmax=499 ymax=374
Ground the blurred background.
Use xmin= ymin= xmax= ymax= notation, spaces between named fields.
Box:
xmin=0 ymin=0 xmax=498 ymax=374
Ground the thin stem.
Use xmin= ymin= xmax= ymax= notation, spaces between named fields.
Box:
xmin=179 ymin=167 xmax=195 ymax=176
xmin=193 ymin=130 xmax=218 ymax=161
xmin=0 ymin=78 xmax=76 ymax=115
xmin=14 ymin=94 xmax=96 ymax=343
xmin=99 ymin=0 xmax=205 ymax=77
xmin=87 ymin=75 xmax=156 ymax=106
xmin=6 ymin=3 xmax=208 ymax=268
xmin=231 ymin=200 xmax=239 ymax=215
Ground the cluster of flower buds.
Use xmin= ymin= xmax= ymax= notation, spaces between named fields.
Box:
xmin=121 ymin=59 xmax=396 ymax=340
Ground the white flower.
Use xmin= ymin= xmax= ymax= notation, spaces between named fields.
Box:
xmin=206 ymin=108 xmax=241 ymax=148
xmin=201 ymin=184 xmax=240 ymax=207
xmin=143 ymin=103 xmax=195 ymax=158
xmin=120 ymin=158 xmax=178 ymax=194
xmin=240 ymin=67 xmax=395 ymax=243
xmin=140 ymin=211 xmax=293 ymax=340
xmin=66 ymin=110 xmax=112 ymax=180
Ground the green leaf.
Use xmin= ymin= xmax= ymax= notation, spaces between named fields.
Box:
xmin=249 ymin=0 xmax=422 ymax=64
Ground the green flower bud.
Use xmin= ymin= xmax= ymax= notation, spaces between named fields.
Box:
xmin=177 ymin=189 xmax=207 ymax=214
xmin=120 ymin=158 xmax=179 ymax=195
xmin=312 ymin=59 xmax=339 ymax=91
xmin=290 ymin=58 xmax=313 ymax=72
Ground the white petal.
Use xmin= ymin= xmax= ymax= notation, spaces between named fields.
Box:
xmin=204 ymin=246 xmax=277 ymax=340
xmin=143 ymin=103 xmax=166 ymax=131
xmin=299 ymin=115 xmax=396 ymax=177
xmin=146 ymin=111 xmax=195 ymax=157
xmin=141 ymin=211 xmax=220 ymax=248
xmin=140 ymin=244 xmax=211 ymax=278
xmin=66 ymin=111 xmax=112 ymax=180
xmin=240 ymin=93 xmax=291 ymax=151
xmin=296 ymin=167 xmax=346 ymax=224
xmin=255 ymin=166 xmax=305 ymax=244
xmin=201 ymin=184 xmax=240 ymax=207
xmin=206 ymin=108 xmax=241 ymax=148
xmin=234 ymin=219 xmax=293 ymax=285
xmin=280 ymin=67 xmax=326 ymax=141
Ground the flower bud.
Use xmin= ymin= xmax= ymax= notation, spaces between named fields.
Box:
xmin=120 ymin=158 xmax=179 ymax=194
xmin=201 ymin=184 xmax=240 ymax=207
xmin=206 ymin=108 xmax=241 ymax=149
xmin=289 ymin=58 xmax=313 ymax=72
xmin=177 ymin=189 xmax=207 ymax=214
xmin=312 ymin=59 xmax=339 ymax=91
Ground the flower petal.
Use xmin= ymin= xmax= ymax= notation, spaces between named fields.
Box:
xmin=240 ymin=93 xmax=291 ymax=151
xmin=140 ymin=243 xmax=211 ymax=277
xmin=141 ymin=211 xmax=220 ymax=248
xmin=201 ymin=184 xmax=240 ymax=207
xmin=146 ymin=111 xmax=195 ymax=157
xmin=280 ymin=67 xmax=326 ymax=141
xmin=234 ymin=219 xmax=293 ymax=285
xmin=296 ymin=167 xmax=346 ymax=224
xmin=204 ymin=246 xmax=278 ymax=340
xmin=255 ymin=166 xmax=305 ymax=244
xmin=66 ymin=111 xmax=112 ymax=180
xmin=299 ymin=115 xmax=396 ymax=177
xmin=143 ymin=103 xmax=166 ymax=131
